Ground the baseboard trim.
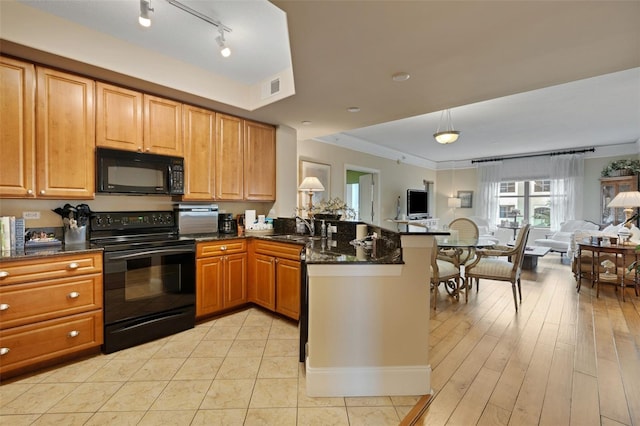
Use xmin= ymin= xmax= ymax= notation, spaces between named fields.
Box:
xmin=305 ymin=363 xmax=431 ymax=397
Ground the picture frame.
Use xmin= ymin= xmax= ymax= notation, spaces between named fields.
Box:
xmin=299 ymin=160 xmax=331 ymax=209
xmin=457 ymin=190 xmax=473 ymax=208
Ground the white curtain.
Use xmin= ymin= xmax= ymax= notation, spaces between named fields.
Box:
xmin=549 ymin=154 xmax=584 ymax=230
xmin=475 ymin=162 xmax=502 ymax=227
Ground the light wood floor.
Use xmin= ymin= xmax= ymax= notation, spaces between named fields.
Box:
xmin=417 ymin=255 xmax=640 ymax=426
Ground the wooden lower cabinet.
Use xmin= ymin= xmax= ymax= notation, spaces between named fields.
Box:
xmin=0 ymin=252 xmax=103 ymax=377
xmin=196 ymin=240 xmax=247 ymax=318
xmin=249 ymin=240 xmax=302 ymax=320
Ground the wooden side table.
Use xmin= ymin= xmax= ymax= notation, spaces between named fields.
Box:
xmin=577 ymin=242 xmax=639 ymax=301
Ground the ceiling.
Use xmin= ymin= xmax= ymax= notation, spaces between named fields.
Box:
xmin=3 ymin=0 xmax=640 ymax=168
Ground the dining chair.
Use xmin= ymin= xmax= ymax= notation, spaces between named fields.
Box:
xmin=442 ymin=218 xmax=479 ymax=265
xmin=463 ymin=224 xmax=531 ymax=312
xmin=431 ymin=241 xmax=462 ymax=310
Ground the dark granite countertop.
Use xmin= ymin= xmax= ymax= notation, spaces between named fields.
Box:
xmin=0 ymin=228 xmax=439 ymax=264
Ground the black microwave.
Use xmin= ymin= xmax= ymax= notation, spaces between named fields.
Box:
xmin=96 ymin=147 xmax=184 ymax=195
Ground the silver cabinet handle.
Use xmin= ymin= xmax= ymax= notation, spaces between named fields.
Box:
xmin=68 ymin=292 xmax=80 ymax=299
xmin=0 ymin=347 xmax=9 ymax=355
xmin=0 ymin=303 xmax=9 ymax=311
xmin=220 ymin=245 xmax=227 ymax=251
xmin=27 ymin=189 xmax=33 ymax=195
xmin=68 ymin=262 xmax=79 ymax=270
xmin=68 ymin=330 xmax=80 ymax=338
xmin=39 ymin=190 xmax=46 ymax=195
xmin=0 ymin=271 xmax=8 ymax=279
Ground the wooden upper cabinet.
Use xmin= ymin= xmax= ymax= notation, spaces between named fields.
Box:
xmin=183 ymin=105 xmax=215 ymax=200
xmin=0 ymin=56 xmax=35 ymax=197
xmin=144 ymin=94 xmax=183 ymax=156
xmin=215 ymin=113 xmax=244 ymax=200
xmin=36 ymin=67 xmax=95 ymax=199
xmin=244 ymin=120 xmax=276 ymax=201
xmin=97 ymin=86 xmax=182 ymax=156
xmin=96 ymin=82 xmax=143 ymax=152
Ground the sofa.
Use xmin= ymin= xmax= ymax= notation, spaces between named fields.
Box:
xmin=533 ymin=219 xmax=600 ymax=257
xmin=468 ymin=216 xmax=500 ymax=244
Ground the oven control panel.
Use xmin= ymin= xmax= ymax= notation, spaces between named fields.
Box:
xmin=91 ymin=211 xmax=175 ymax=230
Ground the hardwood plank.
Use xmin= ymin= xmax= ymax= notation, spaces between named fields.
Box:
xmin=446 ymin=367 xmax=500 ymax=426
xmin=539 ymin=342 xmax=574 ymax=426
xmin=477 ymin=402 xmax=511 ymax=426
xmin=570 ymin=371 xmax=600 ymax=426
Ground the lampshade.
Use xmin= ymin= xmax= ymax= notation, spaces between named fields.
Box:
xmin=607 ymin=191 xmax=640 ymax=208
xmin=607 ymin=190 xmax=640 ymax=230
xmin=298 ymin=176 xmax=325 ymax=192
xmin=447 ymin=197 xmax=462 ymax=208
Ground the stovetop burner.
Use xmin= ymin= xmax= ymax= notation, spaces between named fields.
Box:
xmin=89 ymin=211 xmax=192 ymax=251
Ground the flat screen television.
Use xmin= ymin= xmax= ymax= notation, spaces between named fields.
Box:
xmin=407 ymin=189 xmax=429 ymax=218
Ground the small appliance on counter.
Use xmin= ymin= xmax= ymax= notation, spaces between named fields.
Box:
xmin=174 ymin=204 xmax=218 ymax=234
xmin=218 ymin=213 xmax=237 ymax=234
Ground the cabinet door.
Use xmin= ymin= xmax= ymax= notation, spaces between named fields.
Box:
xmin=183 ymin=105 xmax=215 ymax=200
xmin=143 ymin=94 xmax=183 ymax=156
xmin=244 ymin=120 xmax=276 ymax=201
xmin=275 ymin=258 xmax=301 ymax=320
xmin=224 ymin=253 xmax=247 ymax=308
xmin=36 ymin=67 xmax=95 ymax=199
xmin=0 ymin=57 xmax=35 ymax=198
xmin=251 ymin=253 xmax=276 ymax=310
xmin=215 ymin=113 xmax=244 ymax=200
xmin=96 ymin=82 xmax=143 ymax=151
xmin=196 ymin=257 xmax=224 ymax=317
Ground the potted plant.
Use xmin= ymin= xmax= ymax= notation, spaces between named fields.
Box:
xmin=601 ymin=159 xmax=640 ymax=177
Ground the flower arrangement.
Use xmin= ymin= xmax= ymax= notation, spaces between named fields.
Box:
xmin=300 ymin=197 xmax=356 ymax=220
xmin=601 ymin=159 xmax=640 ymax=177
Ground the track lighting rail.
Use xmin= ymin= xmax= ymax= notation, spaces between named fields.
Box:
xmin=166 ymin=0 xmax=232 ymax=33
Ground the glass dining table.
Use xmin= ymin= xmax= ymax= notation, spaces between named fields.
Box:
xmin=435 ymin=236 xmax=497 ymax=296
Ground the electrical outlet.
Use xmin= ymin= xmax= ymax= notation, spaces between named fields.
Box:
xmin=23 ymin=211 xmax=40 ymax=220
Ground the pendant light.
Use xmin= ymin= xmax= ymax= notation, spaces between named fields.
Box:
xmin=433 ymin=109 xmax=460 ymax=144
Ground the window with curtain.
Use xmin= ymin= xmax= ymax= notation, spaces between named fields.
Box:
xmin=476 ymin=154 xmax=584 ymax=231
xmin=499 ymin=180 xmax=551 ymax=227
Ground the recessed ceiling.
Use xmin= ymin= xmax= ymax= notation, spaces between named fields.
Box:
xmin=2 ymin=0 xmax=639 ymax=167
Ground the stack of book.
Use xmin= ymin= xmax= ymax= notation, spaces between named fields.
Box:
xmin=0 ymin=216 xmax=26 ymax=253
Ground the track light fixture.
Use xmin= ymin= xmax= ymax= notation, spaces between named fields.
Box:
xmin=433 ymin=109 xmax=460 ymax=144
xmin=216 ymin=27 xmax=231 ymax=58
xmin=139 ymin=0 xmax=153 ymax=27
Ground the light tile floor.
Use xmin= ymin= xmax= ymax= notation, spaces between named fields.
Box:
xmin=0 ymin=307 xmax=420 ymax=425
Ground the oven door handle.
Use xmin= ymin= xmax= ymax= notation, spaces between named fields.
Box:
xmin=106 ymin=247 xmax=194 ymax=261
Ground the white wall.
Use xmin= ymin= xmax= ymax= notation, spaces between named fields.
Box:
xmin=297 ymin=139 xmax=437 ymax=228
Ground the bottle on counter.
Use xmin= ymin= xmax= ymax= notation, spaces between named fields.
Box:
xmin=320 ymin=220 xmax=327 ymax=238
xmin=327 ymin=222 xmax=332 ymax=239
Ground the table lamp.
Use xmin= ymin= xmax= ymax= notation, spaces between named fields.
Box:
xmin=607 ymin=190 xmax=640 ymax=245
xmin=298 ymin=177 xmax=325 ymax=213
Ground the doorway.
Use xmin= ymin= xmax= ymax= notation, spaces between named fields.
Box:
xmin=345 ymin=166 xmax=380 ymax=225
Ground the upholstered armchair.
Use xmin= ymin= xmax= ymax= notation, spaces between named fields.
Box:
xmin=468 ymin=216 xmax=500 ymax=244
xmin=464 ymin=225 xmax=531 ymax=312
xmin=534 ymin=220 xmax=600 ymax=257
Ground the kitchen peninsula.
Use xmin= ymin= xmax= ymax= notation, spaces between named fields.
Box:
xmin=302 ymin=232 xmax=436 ymax=397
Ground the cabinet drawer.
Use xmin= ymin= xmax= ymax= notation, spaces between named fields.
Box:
xmin=0 ymin=252 xmax=103 ymax=286
xmin=253 ymin=240 xmax=304 ymax=261
xmin=0 ymin=311 xmax=103 ymax=374
xmin=197 ymin=239 xmax=246 ymax=257
xmin=0 ymin=274 xmax=103 ymax=329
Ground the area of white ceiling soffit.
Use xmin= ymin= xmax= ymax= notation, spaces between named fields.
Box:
xmin=3 ymin=0 xmax=295 ymax=111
